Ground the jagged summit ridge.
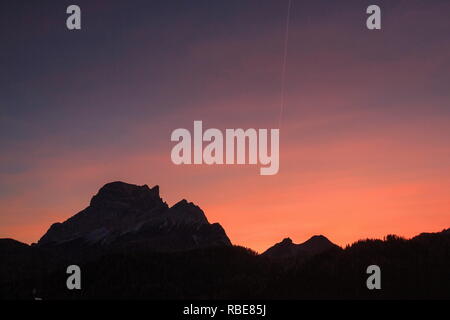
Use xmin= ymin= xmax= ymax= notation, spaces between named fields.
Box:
xmin=90 ymin=181 xmax=162 ymax=209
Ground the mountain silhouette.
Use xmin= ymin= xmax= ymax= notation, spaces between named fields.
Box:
xmin=262 ymin=235 xmax=340 ymax=259
xmin=0 ymin=181 xmax=449 ymax=300
xmin=37 ymin=182 xmax=231 ymax=252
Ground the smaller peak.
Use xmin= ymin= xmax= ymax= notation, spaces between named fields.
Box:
xmin=172 ymin=199 xmax=190 ymax=207
xmin=168 ymin=199 xmax=208 ymax=224
xmin=281 ymin=237 xmax=293 ymax=244
xmin=309 ymin=235 xmax=329 ymax=241
xmin=303 ymin=235 xmax=333 ymax=246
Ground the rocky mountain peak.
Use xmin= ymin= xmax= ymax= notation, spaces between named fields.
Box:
xmin=168 ymin=199 xmax=208 ymax=224
xmin=37 ymin=182 xmax=231 ymax=251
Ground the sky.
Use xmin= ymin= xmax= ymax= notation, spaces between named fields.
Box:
xmin=1 ymin=0 xmax=450 ymax=252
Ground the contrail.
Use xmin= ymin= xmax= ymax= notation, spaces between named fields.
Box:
xmin=278 ymin=0 xmax=292 ymax=128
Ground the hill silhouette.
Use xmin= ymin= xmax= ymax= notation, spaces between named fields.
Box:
xmin=0 ymin=182 xmax=449 ymax=299
xmin=262 ymin=235 xmax=340 ymax=259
